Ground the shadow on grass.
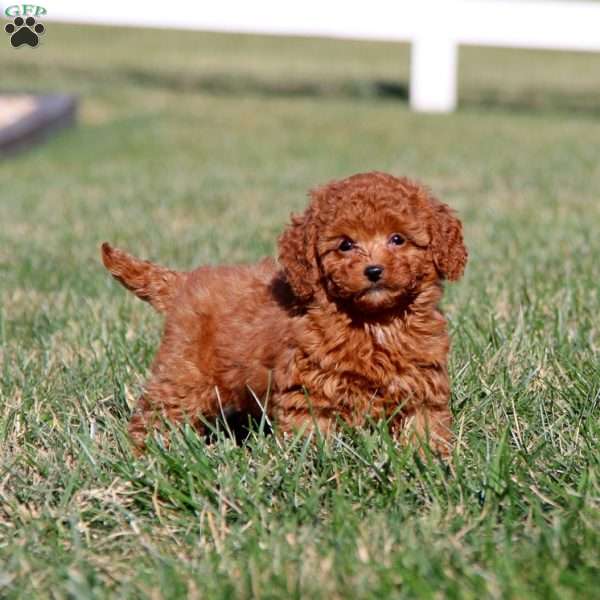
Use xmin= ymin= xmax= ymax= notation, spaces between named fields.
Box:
xmin=122 ymin=67 xmax=600 ymax=117
xmin=5 ymin=61 xmax=600 ymax=116
xmin=122 ymin=67 xmax=410 ymax=101
xmin=461 ymin=87 xmax=600 ymax=118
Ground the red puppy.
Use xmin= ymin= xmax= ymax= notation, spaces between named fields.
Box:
xmin=102 ymin=172 xmax=467 ymax=454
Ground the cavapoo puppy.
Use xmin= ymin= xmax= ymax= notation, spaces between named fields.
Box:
xmin=102 ymin=172 xmax=467 ymax=454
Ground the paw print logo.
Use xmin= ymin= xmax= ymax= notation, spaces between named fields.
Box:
xmin=5 ymin=16 xmax=45 ymax=48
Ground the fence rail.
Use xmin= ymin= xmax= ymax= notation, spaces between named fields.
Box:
xmin=18 ymin=0 xmax=600 ymax=112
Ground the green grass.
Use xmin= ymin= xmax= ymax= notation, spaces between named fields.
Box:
xmin=2 ymin=23 xmax=600 ymax=599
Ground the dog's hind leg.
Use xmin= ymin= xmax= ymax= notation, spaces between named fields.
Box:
xmin=128 ymin=373 xmax=239 ymax=450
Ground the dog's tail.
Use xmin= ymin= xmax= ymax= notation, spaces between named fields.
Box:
xmin=101 ymin=243 xmax=185 ymax=313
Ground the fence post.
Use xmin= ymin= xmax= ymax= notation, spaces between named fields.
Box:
xmin=410 ymin=34 xmax=458 ymax=112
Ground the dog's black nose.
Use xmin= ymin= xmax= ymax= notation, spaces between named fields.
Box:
xmin=364 ymin=265 xmax=384 ymax=282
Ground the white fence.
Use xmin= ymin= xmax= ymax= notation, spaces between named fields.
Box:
xmin=8 ymin=0 xmax=600 ymax=112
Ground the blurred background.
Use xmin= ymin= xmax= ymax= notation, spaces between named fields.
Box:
xmin=2 ymin=1 xmax=600 ymax=597
xmin=2 ymin=0 xmax=599 ymax=311
xmin=2 ymin=1 xmax=599 ymax=269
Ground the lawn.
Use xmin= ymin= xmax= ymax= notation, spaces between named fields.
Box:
xmin=1 ymin=23 xmax=600 ymax=599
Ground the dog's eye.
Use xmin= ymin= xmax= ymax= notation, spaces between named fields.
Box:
xmin=338 ymin=238 xmax=354 ymax=252
xmin=389 ymin=234 xmax=405 ymax=246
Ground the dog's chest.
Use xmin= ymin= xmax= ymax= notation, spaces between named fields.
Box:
xmin=309 ymin=314 xmax=444 ymax=404
xmin=311 ymin=321 xmax=411 ymax=387
xmin=297 ymin=309 xmax=447 ymax=405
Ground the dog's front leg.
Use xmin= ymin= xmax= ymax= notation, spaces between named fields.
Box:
xmin=271 ymin=389 xmax=337 ymax=438
xmin=392 ymin=404 xmax=453 ymax=458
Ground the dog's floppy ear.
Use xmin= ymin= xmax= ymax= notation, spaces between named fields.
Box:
xmin=429 ymin=197 xmax=468 ymax=281
xmin=277 ymin=206 xmax=319 ymax=302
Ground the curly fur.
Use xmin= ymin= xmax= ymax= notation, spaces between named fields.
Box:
xmin=102 ymin=172 xmax=467 ymax=455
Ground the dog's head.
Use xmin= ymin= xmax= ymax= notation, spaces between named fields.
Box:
xmin=278 ymin=172 xmax=467 ymax=312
